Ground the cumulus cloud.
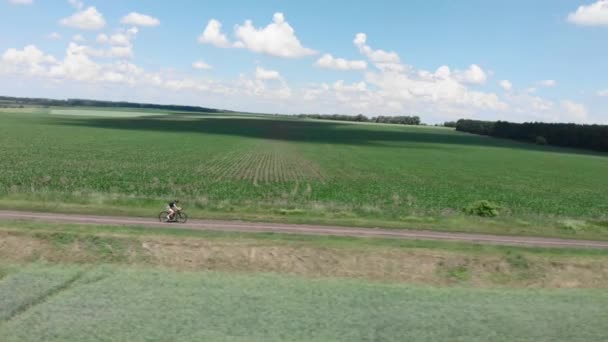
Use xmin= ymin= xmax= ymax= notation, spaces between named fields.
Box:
xmin=107 ymin=46 xmax=133 ymax=58
xmin=353 ymin=33 xmax=404 ymax=72
xmin=237 ymin=74 xmax=292 ymax=100
xmin=234 ymin=13 xmax=316 ymax=58
xmin=47 ymin=32 xmax=62 ymax=40
xmin=499 ymin=80 xmax=513 ymax=91
xmin=349 ymin=33 xmax=506 ymax=116
xmin=598 ymin=89 xmax=608 ymax=96
xmin=0 ymin=43 xmax=144 ymax=84
xmin=9 ymin=0 xmax=33 ymax=5
xmin=364 ymin=69 xmax=507 ymax=114
xmin=121 ymin=12 xmax=160 ymax=27
xmin=1 ymin=45 xmax=57 ymax=76
xmin=192 ymin=60 xmax=212 ymax=70
xmin=538 ymin=79 xmax=557 ymax=87
xmin=96 ymin=33 xmax=108 ymax=43
xmin=93 ymin=28 xmax=138 ymax=59
xmin=198 ymin=19 xmax=231 ymax=48
xmin=72 ymin=34 xmax=85 ymax=42
xmin=255 ymin=66 xmax=281 ymax=80
xmin=560 ymin=100 xmax=589 ymax=122
xmin=108 ymin=33 xmax=131 ymax=46
xmin=315 ymin=54 xmax=367 ymax=71
xmin=68 ymin=0 xmax=83 ymax=9
xmin=567 ymin=0 xmax=608 ymax=26
xmin=0 ymin=44 xmax=292 ymax=105
xmin=60 ymin=6 xmax=105 ymax=30
xmin=453 ymin=64 xmax=487 ymax=85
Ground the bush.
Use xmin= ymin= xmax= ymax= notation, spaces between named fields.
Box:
xmin=463 ymin=200 xmax=501 ymax=217
xmin=535 ymin=136 xmax=547 ymax=145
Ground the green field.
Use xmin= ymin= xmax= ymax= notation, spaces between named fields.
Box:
xmin=0 ymin=263 xmax=606 ymax=341
xmin=1 ymin=108 xmax=608 ymax=238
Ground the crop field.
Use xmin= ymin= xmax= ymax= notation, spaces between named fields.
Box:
xmin=1 ymin=108 xmax=607 ymax=236
xmin=0 ymin=263 xmax=607 ymax=342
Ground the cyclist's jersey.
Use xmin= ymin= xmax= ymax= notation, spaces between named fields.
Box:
xmin=169 ymin=201 xmax=177 ymax=208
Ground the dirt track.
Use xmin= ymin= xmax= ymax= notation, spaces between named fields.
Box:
xmin=1 ymin=210 xmax=607 ymax=249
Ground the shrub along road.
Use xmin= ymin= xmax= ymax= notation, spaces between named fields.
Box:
xmin=1 ymin=210 xmax=607 ymax=249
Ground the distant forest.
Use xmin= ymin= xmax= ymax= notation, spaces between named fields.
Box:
xmin=456 ymin=119 xmax=608 ymax=152
xmin=297 ymin=114 xmax=421 ymax=125
xmin=0 ymin=96 xmax=228 ymax=113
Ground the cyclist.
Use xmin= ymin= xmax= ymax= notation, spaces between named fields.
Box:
xmin=166 ymin=200 xmax=181 ymax=221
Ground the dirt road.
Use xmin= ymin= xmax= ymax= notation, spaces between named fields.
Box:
xmin=1 ymin=210 xmax=607 ymax=249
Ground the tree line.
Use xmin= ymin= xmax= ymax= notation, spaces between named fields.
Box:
xmin=0 ymin=96 xmax=227 ymax=113
xmin=456 ymin=119 xmax=608 ymax=152
xmin=297 ymin=114 xmax=421 ymax=125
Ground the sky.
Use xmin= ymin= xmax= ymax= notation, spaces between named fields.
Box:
xmin=1 ymin=0 xmax=607 ymax=124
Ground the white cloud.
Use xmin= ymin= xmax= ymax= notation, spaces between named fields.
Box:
xmin=96 ymin=33 xmax=108 ymax=44
xmin=538 ymin=79 xmax=557 ymax=87
xmin=1 ymin=45 xmax=58 ymax=76
xmin=9 ymin=0 xmax=33 ymax=5
xmin=349 ymin=33 xmax=506 ymax=117
xmin=499 ymin=80 xmax=513 ymax=91
xmin=560 ymin=100 xmax=589 ymax=122
xmin=364 ymin=69 xmax=507 ymax=114
xmin=1 ymin=35 xmax=600 ymax=124
xmin=95 ymin=29 xmax=138 ymax=58
xmin=109 ymin=33 xmax=131 ymax=46
xmin=332 ymin=80 xmax=367 ymax=92
xmin=121 ymin=12 xmax=160 ymax=27
xmin=353 ymin=33 xmax=404 ymax=72
xmin=598 ymin=89 xmax=608 ymax=96
xmin=234 ymin=13 xmax=317 ymax=58
xmin=107 ymin=46 xmax=133 ymax=59
xmin=192 ymin=60 xmax=212 ymax=70
xmin=315 ymin=54 xmax=367 ymax=71
xmin=60 ymin=6 xmax=106 ymax=30
xmin=567 ymin=0 xmax=608 ymax=26
xmin=198 ymin=19 xmax=231 ymax=48
xmin=47 ymin=32 xmax=62 ymax=40
xmin=237 ymin=74 xmax=292 ymax=100
xmin=68 ymin=0 xmax=83 ymax=10
xmin=255 ymin=66 xmax=281 ymax=80
xmin=127 ymin=27 xmax=138 ymax=36
xmin=525 ymin=87 xmax=537 ymax=93
xmin=72 ymin=34 xmax=85 ymax=42
xmin=453 ymin=64 xmax=487 ymax=85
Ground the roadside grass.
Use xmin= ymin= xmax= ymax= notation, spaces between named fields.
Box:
xmin=1 ymin=220 xmax=608 ymax=288
xmin=1 ymin=110 xmax=608 ymax=239
xmin=0 ymin=263 xmax=607 ymax=342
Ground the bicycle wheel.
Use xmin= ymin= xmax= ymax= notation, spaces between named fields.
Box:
xmin=176 ymin=212 xmax=188 ymax=223
xmin=159 ymin=211 xmax=171 ymax=223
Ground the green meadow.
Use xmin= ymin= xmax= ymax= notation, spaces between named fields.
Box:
xmin=0 ymin=264 xmax=606 ymax=342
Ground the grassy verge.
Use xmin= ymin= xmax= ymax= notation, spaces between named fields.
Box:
xmin=0 ymin=263 xmax=607 ymax=342
xmin=1 ymin=220 xmax=607 ymax=288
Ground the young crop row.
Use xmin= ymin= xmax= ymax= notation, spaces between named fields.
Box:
xmin=200 ymin=144 xmax=324 ymax=184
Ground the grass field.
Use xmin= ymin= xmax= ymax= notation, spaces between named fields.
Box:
xmin=2 ymin=220 xmax=607 ymax=340
xmin=1 ymin=108 xmax=607 ymax=238
xmin=2 ymin=219 xmax=608 ymax=287
xmin=0 ymin=263 xmax=607 ymax=341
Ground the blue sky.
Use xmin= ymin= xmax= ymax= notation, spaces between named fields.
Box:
xmin=1 ymin=0 xmax=607 ymax=123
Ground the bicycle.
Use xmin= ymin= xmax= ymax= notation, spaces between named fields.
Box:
xmin=158 ymin=208 xmax=188 ymax=223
